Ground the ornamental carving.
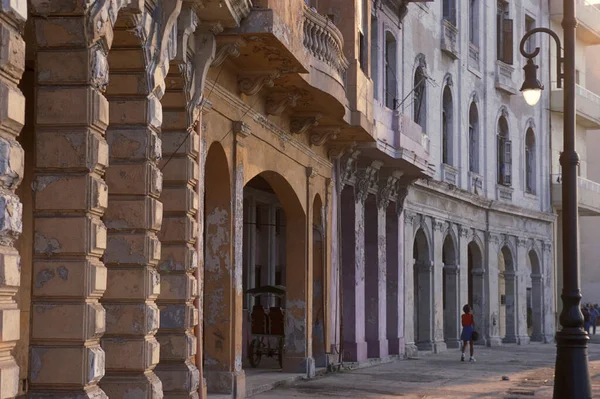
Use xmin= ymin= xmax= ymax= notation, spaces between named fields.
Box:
xmin=517 ymin=238 xmax=528 ymax=248
xmin=458 ymin=226 xmax=470 ymax=238
xmin=355 ymin=161 xmax=383 ymax=204
xmin=266 ymin=91 xmax=302 ymax=116
xmin=212 ymin=38 xmax=246 ymax=68
xmin=396 ymin=185 xmax=409 ymax=215
xmin=238 ymin=71 xmax=281 ymax=96
xmin=310 ymin=126 xmax=341 ymax=146
xmin=432 ymin=219 xmax=444 ymax=232
xmin=290 ymin=114 xmax=322 ymax=135
xmin=377 ymin=171 xmax=403 ymax=210
xmin=328 ymin=141 xmax=356 ymax=160
xmin=404 ymin=211 xmax=415 ymax=225
xmin=340 ymin=150 xmax=360 ymax=186
xmin=233 ymin=121 xmax=251 ymax=138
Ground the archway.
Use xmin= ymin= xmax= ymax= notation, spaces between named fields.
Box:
xmin=241 ymin=171 xmax=307 ymax=374
xmin=467 ymin=241 xmax=485 ymax=344
xmin=499 ymin=246 xmax=517 ymax=343
xmin=528 ymin=250 xmax=543 ymax=341
xmin=203 ymin=142 xmax=235 ymax=393
xmin=312 ymin=195 xmax=326 ymax=367
xmin=442 ymin=234 xmax=459 ymax=347
xmin=413 ymin=228 xmax=433 ymax=350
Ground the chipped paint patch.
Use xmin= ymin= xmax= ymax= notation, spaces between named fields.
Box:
xmin=34 ymin=232 xmax=61 ymax=255
xmin=35 ymin=268 xmax=55 ymax=288
xmin=57 ymin=266 xmax=69 ymax=280
xmin=233 ymin=164 xmax=244 ymax=294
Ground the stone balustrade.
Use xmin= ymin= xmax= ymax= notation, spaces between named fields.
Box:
xmin=302 ymin=4 xmax=350 ymax=83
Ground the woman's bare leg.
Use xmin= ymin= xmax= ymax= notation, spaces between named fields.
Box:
xmin=469 ymin=341 xmax=474 ymax=357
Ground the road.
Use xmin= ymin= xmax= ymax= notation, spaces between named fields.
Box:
xmin=252 ymin=339 xmax=600 ymax=398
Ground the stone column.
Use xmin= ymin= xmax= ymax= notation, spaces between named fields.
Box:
xmin=403 ymin=212 xmax=417 ymax=356
xmin=267 ymin=204 xmax=277 ymax=307
xmin=415 ymin=261 xmax=434 ymax=351
xmin=0 ymin=1 xmax=26 ymax=397
xmin=486 ymin=233 xmax=502 ymax=346
xmin=431 ymin=219 xmax=447 ymax=353
xmin=542 ymin=241 xmax=555 ymax=343
xmin=515 ymin=239 xmax=530 ymax=344
xmin=364 ymin=196 xmax=388 ymax=359
xmin=458 ymin=226 xmax=470 ymax=335
xmin=386 ymin=205 xmax=401 ymax=355
xmin=245 ymin=196 xmax=257 ymax=310
xmin=503 ymin=270 xmax=517 ymax=343
xmin=29 ymin=4 xmax=124 ymax=395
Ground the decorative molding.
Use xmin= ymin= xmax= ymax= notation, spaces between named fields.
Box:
xmin=232 ymin=121 xmax=251 ymax=138
xmin=432 ymin=218 xmax=444 ymax=232
xmin=486 ymin=232 xmax=500 ymax=245
xmin=201 ymin=98 xmax=213 ymax=114
xmin=526 ymin=117 xmax=536 ymax=131
xmin=444 ymin=73 xmax=453 ymax=87
xmin=404 ymin=211 xmax=415 ymax=225
xmin=542 ymin=241 xmax=552 ymax=252
xmin=396 ymin=184 xmax=409 ymax=215
xmin=517 ymin=238 xmax=528 ymax=248
xmin=377 ymin=171 xmax=403 ymax=210
xmin=266 ymin=91 xmax=302 ymax=116
xmin=499 ymin=105 xmax=509 ymax=120
xmin=290 ymin=114 xmax=322 ymax=135
xmin=306 ymin=166 xmax=318 ymax=180
xmin=212 ymin=38 xmax=247 ymax=68
xmin=238 ymin=71 xmax=281 ymax=96
xmin=328 ymin=141 xmax=356 ymax=160
xmin=340 ymin=150 xmax=360 ymax=186
xmin=458 ymin=225 xmax=469 ymax=238
xmin=310 ymin=126 xmax=341 ymax=146
xmin=355 ymin=161 xmax=383 ymax=204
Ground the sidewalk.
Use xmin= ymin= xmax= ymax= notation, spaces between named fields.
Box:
xmin=250 ymin=341 xmax=600 ymax=398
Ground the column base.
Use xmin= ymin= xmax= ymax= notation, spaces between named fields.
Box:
xmin=283 ymin=356 xmax=315 ymax=377
xmin=487 ymin=336 xmax=503 ymax=347
xmin=503 ymin=334 xmax=518 ymax=344
xmin=28 ymin=387 xmax=108 ymax=399
xmin=432 ymin=340 xmax=447 ymax=354
xmin=543 ymin=334 xmax=555 ymax=344
xmin=405 ymin=342 xmax=418 ymax=358
xmin=367 ymin=338 xmax=388 ymax=359
xmin=530 ymin=333 xmax=543 ymax=342
xmin=205 ymin=370 xmax=246 ymax=399
xmin=100 ymin=374 xmax=163 ymax=399
xmin=155 ymin=360 xmax=200 ymax=397
xmin=416 ymin=340 xmax=433 ymax=351
xmin=388 ymin=337 xmax=405 ymax=356
xmin=517 ymin=335 xmax=531 ymax=345
xmin=342 ymin=340 xmax=368 ymax=362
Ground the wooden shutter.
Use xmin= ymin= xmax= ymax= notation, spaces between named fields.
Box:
xmin=497 ymin=135 xmax=503 ymax=183
xmin=504 ymin=139 xmax=512 ymax=185
xmin=503 ymin=19 xmax=514 ymax=64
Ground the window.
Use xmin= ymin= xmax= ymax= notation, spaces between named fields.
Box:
xmin=385 ymin=32 xmax=397 ymax=109
xmin=371 ymin=16 xmax=380 ymax=100
xmin=496 ymin=1 xmax=513 ymax=64
xmin=469 ymin=102 xmax=479 ymax=173
xmin=525 ymin=16 xmax=536 ymax=54
xmin=442 ymin=85 xmax=453 ymax=165
xmin=359 ymin=0 xmax=369 ymax=73
xmin=469 ymin=0 xmax=479 ymax=46
xmin=443 ymin=0 xmax=456 ymax=26
xmin=414 ymin=64 xmax=427 ymax=129
xmin=497 ymin=116 xmax=512 ymax=186
xmin=525 ymin=128 xmax=536 ymax=194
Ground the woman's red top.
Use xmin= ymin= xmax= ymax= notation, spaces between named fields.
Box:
xmin=462 ymin=313 xmax=474 ymax=327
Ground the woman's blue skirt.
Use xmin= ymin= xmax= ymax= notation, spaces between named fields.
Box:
xmin=461 ymin=325 xmax=474 ymax=341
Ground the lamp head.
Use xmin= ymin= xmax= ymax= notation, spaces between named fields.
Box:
xmin=520 ymin=58 xmax=544 ymax=106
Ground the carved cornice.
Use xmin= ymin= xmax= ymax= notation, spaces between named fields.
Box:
xmin=328 ymin=141 xmax=356 ymax=160
xmin=355 ymin=161 xmax=383 ymax=204
xmin=432 ymin=218 xmax=444 ymax=232
xmin=517 ymin=238 xmax=528 ymax=248
xmin=212 ymin=37 xmax=246 ymax=67
xmin=238 ymin=71 xmax=281 ymax=96
xmin=377 ymin=171 xmax=403 ymax=210
xmin=233 ymin=121 xmax=251 ymax=138
xmin=396 ymin=184 xmax=409 ymax=215
xmin=266 ymin=91 xmax=302 ymax=116
xmin=310 ymin=126 xmax=341 ymax=146
xmin=340 ymin=150 xmax=360 ymax=186
xmin=290 ymin=114 xmax=322 ymax=135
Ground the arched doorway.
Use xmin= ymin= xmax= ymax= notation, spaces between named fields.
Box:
xmin=528 ymin=250 xmax=543 ymax=341
xmin=203 ymin=142 xmax=235 ymax=393
xmin=442 ymin=234 xmax=459 ymax=347
xmin=413 ymin=228 xmax=433 ymax=350
xmin=241 ymin=171 xmax=307 ymax=374
xmin=499 ymin=246 xmax=517 ymax=343
xmin=467 ymin=241 xmax=485 ymax=344
xmin=312 ymin=195 xmax=326 ymax=367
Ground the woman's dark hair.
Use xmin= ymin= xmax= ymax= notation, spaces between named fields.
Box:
xmin=463 ymin=304 xmax=471 ymax=313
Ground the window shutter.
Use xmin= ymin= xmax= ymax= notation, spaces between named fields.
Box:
xmin=525 ymin=147 xmax=531 ymax=191
xmin=503 ymin=19 xmax=514 ymax=64
xmin=497 ymin=135 xmax=503 ymax=183
xmin=504 ymin=139 xmax=512 ymax=185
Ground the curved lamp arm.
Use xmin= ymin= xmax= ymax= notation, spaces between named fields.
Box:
xmin=520 ymin=27 xmax=564 ymax=88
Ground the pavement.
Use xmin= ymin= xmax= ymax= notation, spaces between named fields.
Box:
xmin=246 ymin=337 xmax=600 ymax=398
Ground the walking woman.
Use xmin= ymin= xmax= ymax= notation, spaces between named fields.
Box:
xmin=460 ymin=304 xmax=476 ymax=362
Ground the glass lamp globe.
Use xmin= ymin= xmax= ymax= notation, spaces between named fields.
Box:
xmin=522 ymin=88 xmax=542 ymax=106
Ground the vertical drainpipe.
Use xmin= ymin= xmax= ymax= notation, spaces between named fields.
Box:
xmin=195 ymin=116 xmax=205 ymax=399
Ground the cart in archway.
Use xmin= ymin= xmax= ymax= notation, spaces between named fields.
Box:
xmin=245 ymin=285 xmax=286 ymax=368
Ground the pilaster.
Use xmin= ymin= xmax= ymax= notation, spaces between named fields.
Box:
xmin=515 ymin=239 xmax=530 ymax=345
xmin=431 ymin=219 xmax=447 ymax=353
xmin=486 ymin=233 xmax=502 ymax=347
xmin=386 ymin=205 xmax=402 ymax=355
xmin=403 ymin=211 xmax=417 ymax=357
xmin=542 ymin=241 xmax=555 ymax=343
xmin=0 ymin=1 xmax=26 ymax=397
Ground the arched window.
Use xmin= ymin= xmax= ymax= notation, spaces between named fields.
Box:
xmin=442 ymin=86 xmax=453 ymax=165
xmin=443 ymin=0 xmax=456 ymax=26
xmin=497 ymin=116 xmax=512 ymax=186
xmin=414 ymin=65 xmax=427 ymax=130
xmin=469 ymin=102 xmax=479 ymax=173
xmin=525 ymin=128 xmax=536 ymax=194
xmin=384 ymin=32 xmax=397 ymax=109
xmin=371 ymin=16 xmax=380 ymax=100
xmin=469 ymin=0 xmax=479 ymax=46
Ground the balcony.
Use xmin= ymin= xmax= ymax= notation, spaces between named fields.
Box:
xmin=552 ymin=174 xmax=600 ymax=216
xmin=495 ymin=60 xmax=517 ymax=95
xmin=550 ymin=84 xmax=600 ymax=129
xmin=440 ymin=19 xmax=459 ymax=59
xmin=359 ymin=113 xmax=433 ymax=179
xmin=201 ymin=0 xmax=252 ymax=28
xmin=550 ymin=0 xmax=600 ymax=45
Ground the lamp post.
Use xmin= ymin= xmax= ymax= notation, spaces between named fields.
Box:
xmin=519 ymin=2 xmax=592 ymax=398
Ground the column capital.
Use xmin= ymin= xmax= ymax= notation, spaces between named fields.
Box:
xmin=432 ymin=218 xmax=445 ymax=232
xmin=377 ymin=171 xmax=402 ymax=210
xmin=340 ymin=149 xmax=360 ymax=187
xmin=415 ymin=260 xmax=434 ymax=273
xmin=444 ymin=265 xmax=459 ymax=274
xmin=355 ymin=161 xmax=382 ymax=204
xmin=471 ymin=268 xmax=485 ymax=277
xmin=396 ymin=184 xmax=409 ymax=214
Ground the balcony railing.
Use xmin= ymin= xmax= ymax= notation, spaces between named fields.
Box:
xmin=441 ymin=19 xmax=459 ymax=59
xmin=302 ymin=5 xmax=349 ymax=83
xmin=550 ymin=84 xmax=600 ymax=128
xmin=551 ymin=173 xmax=600 ymax=216
xmin=495 ymin=60 xmax=517 ymax=95
xmin=550 ymin=0 xmax=600 ymax=45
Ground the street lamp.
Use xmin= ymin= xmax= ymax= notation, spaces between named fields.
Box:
xmin=519 ymin=3 xmax=592 ymax=398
